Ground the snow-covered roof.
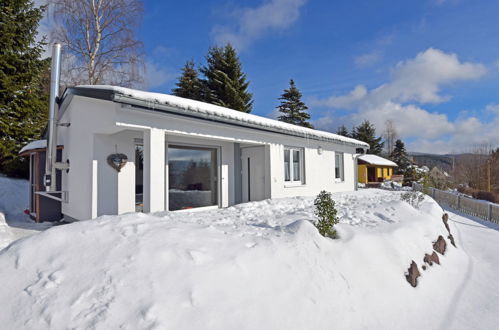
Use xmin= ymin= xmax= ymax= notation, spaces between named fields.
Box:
xmin=18 ymin=140 xmax=47 ymax=154
xmin=73 ymin=85 xmax=370 ymax=148
xmin=358 ymin=154 xmax=397 ymax=167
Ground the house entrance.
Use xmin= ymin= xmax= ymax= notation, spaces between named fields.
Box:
xmin=367 ymin=167 xmax=376 ymax=182
xmin=241 ymin=146 xmax=266 ymax=202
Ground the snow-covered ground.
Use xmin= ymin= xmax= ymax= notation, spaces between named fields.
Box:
xmin=0 ymin=176 xmax=51 ymax=249
xmin=0 ymin=177 xmax=498 ymax=329
xmin=441 ymin=208 xmax=499 ymax=329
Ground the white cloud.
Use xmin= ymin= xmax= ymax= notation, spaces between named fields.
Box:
xmin=212 ymin=0 xmax=307 ymax=50
xmin=310 ymin=85 xmax=367 ymax=109
xmin=311 ymin=48 xmax=496 ymax=154
xmin=354 ymin=51 xmax=382 ymax=67
xmin=144 ymin=61 xmax=174 ymax=89
xmin=486 ymin=103 xmax=499 ymax=114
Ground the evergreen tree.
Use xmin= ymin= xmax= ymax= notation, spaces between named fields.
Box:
xmin=172 ymin=60 xmax=202 ymax=101
xmin=352 ymin=120 xmax=384 ymax=155
xmin=200 ymin=44 xmax=253 ymax=112
xmin=0 ymin=0 xmax=49 ymax=177
xmin=336 ymin=125 xmax=349 ymax=137
xmin=276 ymin=79 xmax=313 ymax=128
xmin=390 ymin=139 xmax=411 ymax=174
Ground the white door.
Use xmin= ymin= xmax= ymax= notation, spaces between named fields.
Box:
xmin=241 ymin=146 xmax=266 ymax=202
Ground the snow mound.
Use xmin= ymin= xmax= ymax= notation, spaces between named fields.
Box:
xmin=0 ymin=190 xmax=470 ymax=329
xmin=0 ymin=175 xmax=29 ymax=220
xmin=0 ymin=176 xmax=52 ymax=249
xmin=0 ymin=176 xmax=30 ymax=249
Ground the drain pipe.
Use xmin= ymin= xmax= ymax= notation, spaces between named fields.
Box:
xmin=44 ymin=43 xmax=62 ymax=192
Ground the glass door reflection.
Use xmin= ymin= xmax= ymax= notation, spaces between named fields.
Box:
xmin=168 ymin=145 xmax=218 ymax=211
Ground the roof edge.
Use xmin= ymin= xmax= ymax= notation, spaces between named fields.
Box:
xmin=62 ymin=86 xmax=370 ymax=149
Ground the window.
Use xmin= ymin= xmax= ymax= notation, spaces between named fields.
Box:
xmin=135 ymin=144 xmax=144 ymax=212
xmin=284 ymin=147 xmax=303 ymax=184
xmin=335 ymin=152 xmax=344 ymax=181
xmin=168 ymin=145 xmax=218 ymax=211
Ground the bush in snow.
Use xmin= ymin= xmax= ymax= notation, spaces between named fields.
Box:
xmin=400 ymin=191 xmax=425 ymax=209
xmin=314 ymin=190 xmax=339 ymax=238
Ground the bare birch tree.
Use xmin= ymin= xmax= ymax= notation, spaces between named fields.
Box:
xmin=383 ymin=119 xmax=398 ymax=155
xmin=50 ymin=0 xmax=144 ymax=87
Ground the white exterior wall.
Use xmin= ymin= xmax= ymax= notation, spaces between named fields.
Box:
xmin=58 ymin=96 xmax=360 ymax=221
xmin=268 ymin=136 xmax=356 ymax=199
xmin=58 ymin=97 xmax=123 ymax=220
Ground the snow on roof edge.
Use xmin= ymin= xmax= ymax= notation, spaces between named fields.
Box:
xmin=74 ymin=85 xmax=369 ymax=148
xmin=358 ymin=154 xmax=397 ymax=167
xmin=18 ymin=140 xmax=47 ymax=154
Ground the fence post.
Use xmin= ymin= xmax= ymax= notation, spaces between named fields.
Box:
xmin=457 ymin=195 xmax=461 ymax=210
xmin=432 ymin=188 xmax=436 ymax=199
xmin=488 ymin=203 xmax=493 ymax=222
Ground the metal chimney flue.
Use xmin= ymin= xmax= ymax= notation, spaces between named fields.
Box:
xmin=45 ymin=43 xmax=62 ymax=192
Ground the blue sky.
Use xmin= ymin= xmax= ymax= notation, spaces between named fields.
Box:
xmin=42 ymin=0 xmax=499 ymax=154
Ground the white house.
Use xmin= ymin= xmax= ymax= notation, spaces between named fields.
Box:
xmin=21 ymin=85 xmax=369 ymax=222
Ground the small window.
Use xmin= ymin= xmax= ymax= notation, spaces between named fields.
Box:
xmin=335 ymin=152 xmax=344 ymax=181
xmin=284 ymin=149 xmax=290 ymax=181
xmin=284 ymin=147 xmax=304 ymax=184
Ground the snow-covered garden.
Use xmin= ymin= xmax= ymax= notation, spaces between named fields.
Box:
xmin=0 ymin=177 xmax=498 ymax=329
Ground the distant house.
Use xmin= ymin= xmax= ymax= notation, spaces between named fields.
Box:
xmin=19 ymin=86 xmax=369 ymax=222
xmin=357 ymin=154 xmax=397 ymax=184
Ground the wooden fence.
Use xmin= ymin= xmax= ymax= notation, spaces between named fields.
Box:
xmin=413 ymin=183 xmax=499 ymax=224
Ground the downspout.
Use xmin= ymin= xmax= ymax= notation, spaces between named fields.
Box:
xmin=44 ymin=43 xmax=62 ymax=192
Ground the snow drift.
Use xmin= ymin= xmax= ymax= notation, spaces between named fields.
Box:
xmin=0 ymin=189 xmax=467 ymax=329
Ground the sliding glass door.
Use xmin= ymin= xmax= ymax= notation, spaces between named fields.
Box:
xmin=168 ymin=145 xmax=218 ymax=211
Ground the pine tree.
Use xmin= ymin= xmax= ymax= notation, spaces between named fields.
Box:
xmin=352 ymin=120 xmax=384 ymax=155
xmin=200 ymin=44 xmax=253 ymax=112
xmin=0 ymin=0 xmax=49 ymax=177
xmin=390 ymin=139 xmax=411 ymax=174
xmin=336 ymin=125 xmax=349 ymax=137
xmin=276 ymin=79 xmax=313 ymax=128
xmin=172 ymin=60 xmax=202 ymax=101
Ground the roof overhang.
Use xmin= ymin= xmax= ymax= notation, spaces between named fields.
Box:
xmin=59 ymin=86 xmax=370 ymax=149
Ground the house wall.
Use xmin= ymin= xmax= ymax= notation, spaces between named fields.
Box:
xmin=58 ymin=95 xmax=361 ymax=221
xmin=269 ymin=139 xmax=356 ymax=198
xmin=357 ymin=164 xmax=394 ymax=183
xmin=358 ymin=164 xmax=368 ymax=184
xmin=58 ymin=96 xmax=123 ymax=220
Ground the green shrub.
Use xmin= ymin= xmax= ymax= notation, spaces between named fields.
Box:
xmin=314 ymin=190 xmax=339 ymax=238
xmin=400 ymin=191 xmax=425 ymax=209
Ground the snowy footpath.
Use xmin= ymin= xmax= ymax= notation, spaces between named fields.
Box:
xmin=0 ymin=177 xmax=498 ymax=329
xmin=442 ymin=209 xmax=499 ymax=329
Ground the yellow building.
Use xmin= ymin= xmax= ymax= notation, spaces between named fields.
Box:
xmin=357 ymin=154 xmax=397 ymax=184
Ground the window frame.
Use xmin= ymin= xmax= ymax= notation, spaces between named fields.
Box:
xmin=335 ymin=152 xmax=344 ymax=182
xmin=284 ymin=147 xmax=304 ymax=186
xmin=166 ymin=142 xmax=222 ymax=211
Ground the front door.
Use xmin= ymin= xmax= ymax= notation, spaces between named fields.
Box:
xmin=367 ymin=167 xmax=376 ymax=182
xmin=241 ymin=146 xmax=266 ymax=202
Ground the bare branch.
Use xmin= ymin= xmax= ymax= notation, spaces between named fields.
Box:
xmin=50 ymin=0 xmax=144 ymax=87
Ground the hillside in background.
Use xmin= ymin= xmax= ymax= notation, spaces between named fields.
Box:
xmin=409 ymin=152 xmax=456 ymax=173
